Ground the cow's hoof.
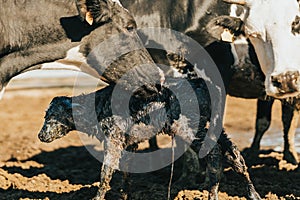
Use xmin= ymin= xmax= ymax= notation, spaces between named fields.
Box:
xmin=283 ymin=150 xmax=299 ymax=165
xmin=242 ymin=147 xmax=259 ymax=165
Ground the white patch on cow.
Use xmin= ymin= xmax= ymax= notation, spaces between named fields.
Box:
xmin=230 ymin=43 xmax=239 ymax=66
xmin=235 ymin=0 xmax=300 ymax=98
xmin=42 ymin=45 xmax=101 ymax=79
xmin=41 ymin=46 xmax=86 ymax=72
xmin=172 ymin=68 xmax=186 ymax=78
xmin=157 ymin=66 xmax=165 ymax=85
xmin=111 ymin=0 xmax=123 ymax=7
xmin=0 ymin=86 xmax=6 ymax=100
xmin=230 ymin=4 xmax=247 ymax=20
xmin=63 ymin=45 xmax=87 ymax=64
xmin=41 ymin=62 xmax=81 ymax=71
xmin=231 ymin=36 xmax=249 ymax=66
xmin=221 ymin=29 xmax=234 ymax=42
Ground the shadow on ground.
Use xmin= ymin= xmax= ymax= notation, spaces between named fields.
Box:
xmin=1 ymin=146 xmax=300 ymax=199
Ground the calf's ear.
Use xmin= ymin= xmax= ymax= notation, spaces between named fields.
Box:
xmin=206 ymin=15 xmax=244 ymax=42
xmin=76 ymin=0 xmax=110 ymax=25
xmin=71 ymin=103 xmax=86 ymax=116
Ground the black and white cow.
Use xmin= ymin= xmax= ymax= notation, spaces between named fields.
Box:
xmin=228 ymin=37 xmax=299 ymax=165
xmin=117 ymin=0 xmax=300 ymax=164
xmin=119 ymin=0 xmax=300 ymax=99
xmin=0 ymin=0 xmax=163 ymax=99
xmin=0 ymin=1 xmax=260 ymax=200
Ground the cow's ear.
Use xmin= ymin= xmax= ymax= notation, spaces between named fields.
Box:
xmin=76 ymin=0 xmax=111 ymax=25
xmin=206 ymin=16 xmax=244 ymax=42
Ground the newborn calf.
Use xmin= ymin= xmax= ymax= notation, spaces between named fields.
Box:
xmin=38 ymin=78 xmax=261 ymax=200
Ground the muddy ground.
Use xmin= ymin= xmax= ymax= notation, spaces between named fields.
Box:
xmin=0 ymin=86 xmax=300 ymax=200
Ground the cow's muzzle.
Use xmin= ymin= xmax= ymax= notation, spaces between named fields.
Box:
xmin=271 ymin=71 xmax=300 ymax=97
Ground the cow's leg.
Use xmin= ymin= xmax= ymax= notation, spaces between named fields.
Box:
xmin=281 ymin=101 xmax=299 ymax=165
xmin=219 ymin=133 xmax=261 ymax=200
xmin=248 ymin=99 xmax=274 ymax=159
xmin=206 ymin=144 xmax=223 ymax=200
xmin=94 ymin=127 xmax=126 ymax=200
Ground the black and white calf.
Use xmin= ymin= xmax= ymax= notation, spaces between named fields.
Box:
xmin=38 ymin=78 xmax=261 ymax=200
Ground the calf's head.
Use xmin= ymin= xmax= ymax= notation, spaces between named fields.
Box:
xmin=38 ymin=97 xmax=76 ymax=143
xmin=38 ymin=97 xmax=95 ymax=143
xmin=38 ymin=95 xmax=101 ymax=142
xmin=220 ymin=0 xmax=300 ymax=98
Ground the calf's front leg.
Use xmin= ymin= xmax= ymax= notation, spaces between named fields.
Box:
xmin=93 ymin=124 xmax=126 ymax=200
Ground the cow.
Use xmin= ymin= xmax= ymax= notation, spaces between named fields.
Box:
xmin=3 ymin=0 xmax=300 ymax=100
xmin=249 ymin=98 xmax=300 ymax=165
xmin=0 ymin=0 xmax=164 ymax=99
xmin=117 ymin=0 xmax=300 ymax=164
xmin=227 ymin=38 xmax=299 ymax=165
xmin=38 ymin=78 xmax=261 ymax=200
xmin=118 ymin=0 xmax=300 ymax=99
xmin=0 ymin=0 xmax=260 ymax=199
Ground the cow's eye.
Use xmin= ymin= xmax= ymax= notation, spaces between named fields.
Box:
xmin=126 ymin=25 xmax=135 ymax=32
xmin=125 ymin=21 xmax=136 ymax=32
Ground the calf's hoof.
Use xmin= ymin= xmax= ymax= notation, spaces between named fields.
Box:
xmin=248 ymin=185 xmax=261 ymax=200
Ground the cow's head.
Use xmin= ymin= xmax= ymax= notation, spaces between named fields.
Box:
xmin=210 ymin=0 xmax=300 ymax=98
xmin=76 ymin=0 xmax=136 ymax=30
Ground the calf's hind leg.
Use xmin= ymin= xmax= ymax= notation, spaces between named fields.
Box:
xmin=206 ymin=144 xmax=223 ymax=200
xmin=219 ymin=133 xmax=261 ymax=200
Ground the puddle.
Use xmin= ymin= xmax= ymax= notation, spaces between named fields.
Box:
xmin=259 ymin=128 xmax=300 ymax=153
